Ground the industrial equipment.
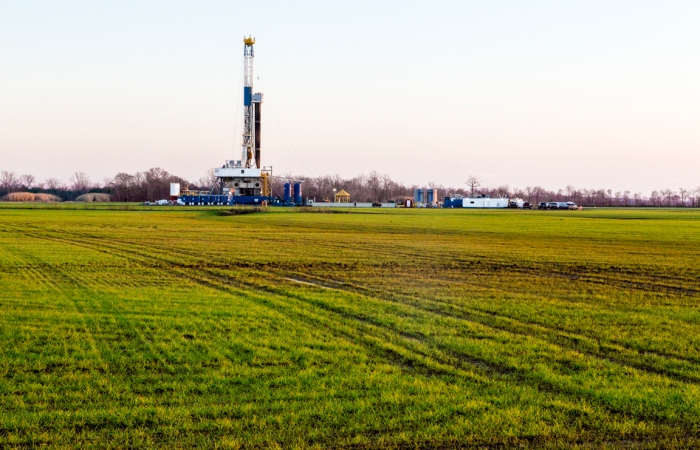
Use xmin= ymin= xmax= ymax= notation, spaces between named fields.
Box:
xmin=178 ymin=36 xmax=298 ymax=206
xmin=444 ymin=196 xmax=509 ymax=208
xmin=413 ymin=188 xmax=439 ymax=207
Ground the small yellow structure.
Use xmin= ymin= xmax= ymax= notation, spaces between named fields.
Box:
xmin=334 ymin=189 xmax=351 ymax=203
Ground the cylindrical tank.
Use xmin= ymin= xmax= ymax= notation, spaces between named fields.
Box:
xmin=283 ymin=183 xmax=292 ymax=203
xmin=293 ymin=183 xmax=302 ymax=205
xmin=413 ymin=188 xmax=424 ymax=203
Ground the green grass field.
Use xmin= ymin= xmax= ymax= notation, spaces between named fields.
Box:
xmin=1 ymin=205 xmax=700 ymax=448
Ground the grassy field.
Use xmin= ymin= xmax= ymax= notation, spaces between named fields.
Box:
xmin=1 ymin=205 xmax=700 ymax=448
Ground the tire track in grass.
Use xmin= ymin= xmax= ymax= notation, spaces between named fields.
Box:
xmin=426 ymin=256 xmax=699 ymax=298
xmin=40 ymin=243 xmax=689 ymax=431
xmin=34 ymin=229 xmax=468 ymax=378
xmin=288 ymin=270 xmax=700 ymax=386
xmin=208 ymin=270 xmax=700 ymax=430
xmin=45 ymin=224 xmax=700 ymax=302
xmin=34 ymin=229 xmax=700 ymax=384
xmin=20 ymin=228 xmax=543 ymax=376
xmin=441 ymin=256 xmax=700 ymax=297
xmin=14 ymin=228 xmax=466 ymax=388
xmin=33 ymin=226 xmax=700 ymax=387
xmin=46 ymin=263 xmax=180 ymax=376
xmin=300 ymin=266 xmax=700 ymax=361
xmin=0 ymin=242 xmax=115 ymax=413
xmin=396 ymin=270 xmax=700 ymax=363
xmin=2 ymin=228 xmax=299 ymax=410
xmin=19 ymin=226 xmax=700 ymax=431
xmin=32 ymin=232 xmax=236 ymax=378
xmin=303 ymin=236 xmax=700 ymax=296
xmin=258 ymin=270 xmax=700 ymax=427
xmin=5 ymin=228 xmax=192 ymax=379
xmin=18 ymin=229 xmax=559 ymax=382
xmin=297 ymin=237 xmax=700 ymax=297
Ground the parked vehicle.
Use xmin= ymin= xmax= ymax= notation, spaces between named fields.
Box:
xmin=522 ymin=201 xmax=531 ymax=209
xmin=537 ymin=201 xmax=578 ymax=210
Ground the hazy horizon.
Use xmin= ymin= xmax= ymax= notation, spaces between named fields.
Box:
xmin=2 ymin=1 xmax=699 ymax=195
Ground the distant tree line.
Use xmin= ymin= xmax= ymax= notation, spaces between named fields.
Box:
xmin=2 ymin=169 xmax=699 ymax=206
xmin=275 ymin=172 xmax=700 ymax=207
xmin=0 ymin=170 xmax=110 ymax=201
xmin=0 ymin=169 xmax=205 ymax=202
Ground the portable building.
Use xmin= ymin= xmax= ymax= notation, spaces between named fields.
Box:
xmin=461 ymin=197 xmax=509 ymax=208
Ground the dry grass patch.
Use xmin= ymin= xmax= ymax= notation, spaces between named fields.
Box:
xmin=2 ymin=192 xmax=61 ymax=202
xmin=75 ymin=193 xmax=111 ymax=202
xmin=34 ymin=193 xmax=62 ymax=202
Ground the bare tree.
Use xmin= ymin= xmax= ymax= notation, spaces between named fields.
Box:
xmin=633 ymin=192 xmax=642 ymax=206
xmin=532 ymin=186 xmax=546 ymax=203
xmin=679 ymin=188 xmax=688 ymax=207
xmin=1 ymin=171 xmax=18 ymax=192
xmin=465 ymin=175 xmax=481 ymax=196
xmin=512 ymin=187 xmax=526 ymax=200
xmin=623 ymin=191 xmax=630 ymax=206
xmin=44 ymin=178 xmax=64 ymax=191
xmin=565 ymin=185 xmax=575 ymax=201
xmin=367 ymin=171 xmax=381 ymax=201
xmin=197 ymin=168 xmax=217 ymax=190
xmin=494 ymin=185 xmax=509 ymax=198
xmin=660 ymin=189 xmax=675 ymax=206
xmin=19 ymin=174 xmax=36 ymax=190
xmin=70 ymin=172 xmax=92 ymax=192
xmin=525 ymin=186 xmax=533 ymax=203
xmin=145 ymin=167 xmax=170 ymax=201
xmin=110 ymin=173 xmax=136 ymax=201
xmin=650 ymin=190 xmax=660 ymax=207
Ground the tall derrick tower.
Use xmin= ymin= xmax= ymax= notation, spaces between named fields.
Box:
xmin=211 ymin=36 xmax=271 ymax=202
xmin=242 ymin=36 xmax=262 ymax=168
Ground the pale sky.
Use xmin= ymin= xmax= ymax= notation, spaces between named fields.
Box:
xmin=1 ymin=1 xmax=699 ymax=194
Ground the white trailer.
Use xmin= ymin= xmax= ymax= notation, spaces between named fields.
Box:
xmin=462 ymin=197 xmax=509 ymax=208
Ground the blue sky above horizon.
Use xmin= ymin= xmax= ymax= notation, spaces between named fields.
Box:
xmin=1 ymin=1 xmax=699 ymax=193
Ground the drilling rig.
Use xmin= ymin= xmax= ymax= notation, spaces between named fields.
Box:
xmin=176 ymin=36 xmax=304 ymax=207
xmin=212 ymin=36 xmax=273 ymax=200
xmin=178 ymin=36 xmax=279 ymax=206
